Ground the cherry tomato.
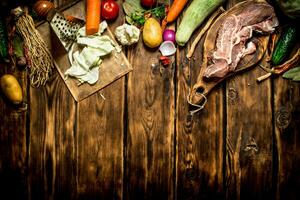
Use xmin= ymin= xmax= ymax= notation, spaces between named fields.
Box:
xmin=101 ymin=0 xmax=119 ymax=21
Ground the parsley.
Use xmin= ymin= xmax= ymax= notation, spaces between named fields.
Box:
xmin=130 ymin=5 xmax=166 ymax=25
xmin=151 ymin=6 xmax=166 ymax=19
xmin=131 ymin=13 xmax=146 ymax=25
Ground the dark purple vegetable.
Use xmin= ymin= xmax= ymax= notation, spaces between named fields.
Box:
xmin=163 ymin=29 xmax=175 ymax=43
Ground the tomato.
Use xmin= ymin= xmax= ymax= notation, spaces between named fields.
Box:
xmin=141 ymin=0 xmax=157 ymax=8
xmin=101 ymin=0 xmax=119 ymax=21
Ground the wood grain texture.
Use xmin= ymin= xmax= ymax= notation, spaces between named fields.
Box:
xmin=225 ymin=70 xmax=274 ymax=200
xmin=76 ymin=82 xmax=124 ymax=200
xmin=274 ymin=78 xmax=300 ymax=200
xmin=125 ymin=21 xmax=175 ymax=200
xmin=1 ymin=0 xmax=300 ymax=200
xmin=76 ymin=1 xmax=124 ymax=199
xmin=28 ymin=21 xmax=77 ymax=200
xmin=225 ymin=1 xmax=273 ymax=200
xmin=176 ymin=18 xmax=224 ymax=199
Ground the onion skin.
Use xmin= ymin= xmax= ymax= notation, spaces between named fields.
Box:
xmin=163 ymin=29 xmax=176 ymax=43
xmin=33 ymin=1 xmax=54 ymax=17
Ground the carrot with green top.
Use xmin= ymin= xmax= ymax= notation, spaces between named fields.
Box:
xmin=86 ymin=0 xmax=101 ymax=35
xmin=162 ymin=0 xmax=189 ymax=30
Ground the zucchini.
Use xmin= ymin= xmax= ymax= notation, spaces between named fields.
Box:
xmin=272 ymin=26 xmax=297 ymax=66
xmin=0 ymin=16 xmax=8 ymax=61
xmin=176 ymin=0 xmax=224 ymax=46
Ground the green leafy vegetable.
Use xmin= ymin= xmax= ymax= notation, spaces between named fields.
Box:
xmin=0 ymin=16 xmax=8 ymax=61
xmin=131 ymin=12 xmax=146 ymax=25
xmin=283 ymin=66 xmax=300 ymax=81
xmin=123 ymin=0 xmax=145 ymax=16
xmin=151 ymin=6 xmax=166 ymax=19
xmin=275 ymin=0 xmax=300 ymax=19
xmin=123 ymin=0 xmax=166 ymax=25
xmin=12 ymin=34 xmax=24 ymax=58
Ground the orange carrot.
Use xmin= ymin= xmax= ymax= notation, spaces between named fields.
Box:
xmin=162 ymin=0 xmax=189 ymax=29
xmin=86 ymin=0 xmax=101 ymax=35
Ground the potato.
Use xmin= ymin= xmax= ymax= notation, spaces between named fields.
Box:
xmin=0 ymin=74 xmax=23 ymax=104
xmin=142 ymin=18 xmax=162 ymax=48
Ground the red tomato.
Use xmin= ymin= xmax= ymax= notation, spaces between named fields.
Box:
xmin=141 ymin=0 xmax=157 ymax=8
xmin=101 ymin=0 xmax=119 ymax=20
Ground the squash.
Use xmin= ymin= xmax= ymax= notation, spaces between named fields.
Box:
xmin=176 ymin=0 xmax=224 ymax=46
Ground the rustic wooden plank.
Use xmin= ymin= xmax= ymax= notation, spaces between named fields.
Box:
xmin=28 ymin=10 xmax=77 ymax=200
xmin=76 ymin=1 xmax=124 ymax=199
xmin=0 ymin=64 xmax=28 ymax=199
xmin=225 ymin=1 xmax=274 ymax=200
xmin=225 ymin=71 xmax=274 ymax=200
xmin=125 ymin=18 xmax=175 ymax=200
xmin=76 ymin=81 xmax=124 ymax=199
xmin=176 ymin=19 xmax=224 ymax=200
xmin=274 ymin=78 xmax=300 ymax=200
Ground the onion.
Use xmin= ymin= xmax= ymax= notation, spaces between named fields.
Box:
xmin=33 ymin=1 xmax=54 ymax=17
xmin=163 ymin=29 xmax=176 ymax=43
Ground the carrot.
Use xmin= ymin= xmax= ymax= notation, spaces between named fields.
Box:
xmin=162 ymin=0 xmax=189 ymax=30
xmin=86 ymin=0 xmax=101 ymax=35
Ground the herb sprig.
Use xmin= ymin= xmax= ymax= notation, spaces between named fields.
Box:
xmin=123 ymin=0 xmax=166 ymax=26
xmin=130 ymin=5 xmax=166 ymax=25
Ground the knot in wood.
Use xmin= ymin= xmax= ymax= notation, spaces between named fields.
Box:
xmin=185 ymin=168 xmax=197 ymax=181
xmin=275 ymin=107 xmax=291 ymax=129
xmin=244 ymin=137 xmax=258 ymax=153
xmin=228 ymin=87 xmax=238 ymax=104
xmin=181 ymin=63 xmax=190 ymax=81
xmin=184 ymin=119 xmax=193 ymax=135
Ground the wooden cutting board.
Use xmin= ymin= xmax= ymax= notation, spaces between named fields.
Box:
xmin=51 ymin=27 xmax=132 ymax=101
xmin=188 ymin=0 xmax=270 ymax=106
xmin=46 ymin=0 xmax=132 ymax=102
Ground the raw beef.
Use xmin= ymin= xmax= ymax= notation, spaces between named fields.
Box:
xmin=204 ymin=2 xmax=278 ymax=78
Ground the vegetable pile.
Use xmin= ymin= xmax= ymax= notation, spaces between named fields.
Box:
xmin=1 ymin=0 xmax=299 ymax=106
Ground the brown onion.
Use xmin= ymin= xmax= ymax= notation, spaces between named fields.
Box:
xmin=33 ymin=1 xmax=54 ymax=17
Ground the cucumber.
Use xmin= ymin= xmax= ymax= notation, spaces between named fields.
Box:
xmin=0 ymin=17 xmax=8 ymax=61
xmin=176 ymin=0 xmax=224 ymax=46
xmin=272 ymin=26 xmax=297 ymax=66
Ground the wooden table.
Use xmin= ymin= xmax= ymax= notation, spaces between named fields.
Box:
xmin=0 ymin=0 xmax=299 ymax=199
